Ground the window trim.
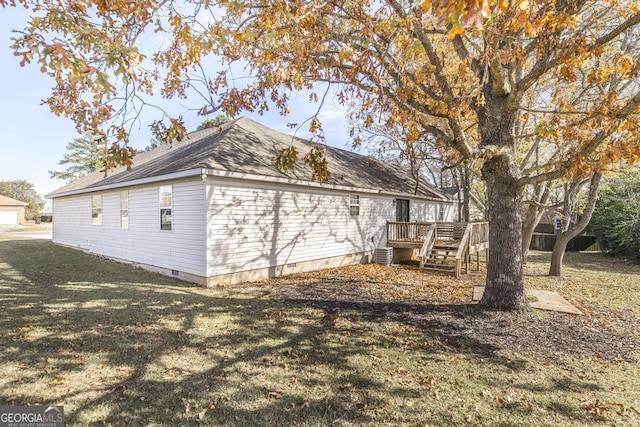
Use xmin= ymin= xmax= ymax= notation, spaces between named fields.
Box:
xmin=91 ymin=194 xmax=102 ymax=226
xmin=159 ymin=185 xmax=173 ymax=231
xmin=120 ymin=190 xmax=129 ymax=230
xmin=349 ymin=194 xmax=360 ymax=217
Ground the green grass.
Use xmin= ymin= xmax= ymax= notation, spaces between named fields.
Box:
xmin=525 ymin=251 xmax=640 ymax=314
xmin=0 ymin=239 xmax=639 ymax=426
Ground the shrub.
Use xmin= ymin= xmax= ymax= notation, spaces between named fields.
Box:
xmin=589 ymin=170 xmax=640 ymax=262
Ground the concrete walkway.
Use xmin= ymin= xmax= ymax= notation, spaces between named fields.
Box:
xmin=473 ymin=286 xmax=583 ymax=315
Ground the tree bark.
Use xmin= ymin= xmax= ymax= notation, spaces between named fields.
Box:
xmin=479 ymin=155 xmax=530 ymax=312
xmin=549 ymin=172 xmax=602 ymax=276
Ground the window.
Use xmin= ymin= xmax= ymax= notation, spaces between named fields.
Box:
xmin=91 ymin=194 xmax=102 ymax=225
xmin=349 ymin=194 xmax=360 ymax=217
xmin=437 ymin=203 xmax=447 ymax=221
xmin=159 ymin=185 xmax=172 ymax=230
xmin=120 ymin=191 xmax=129 ymax=229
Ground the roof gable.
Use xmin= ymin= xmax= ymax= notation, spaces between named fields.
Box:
xmin=48 ymin=117 xmax=449 ymax=201
xmin=0 ymin=195 xmax=29 ymax=206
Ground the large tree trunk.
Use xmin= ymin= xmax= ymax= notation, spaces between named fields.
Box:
xmin=549 ymin=172 xmax=602 ymax=276
xmin=479 ymin=155 xmax=530 ymax=312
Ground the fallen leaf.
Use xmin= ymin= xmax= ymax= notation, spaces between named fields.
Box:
xmin=49 ymin=378 xmax=65 ymax=386
xmin=268 ymin=390 xmax=285 ymax=399
xmin=181 ymin=398 xmax=191 ymax=414
xmin=198 ymin=408 xmax=207 ymax=420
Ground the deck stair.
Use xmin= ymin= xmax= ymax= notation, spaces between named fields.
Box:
xmin=421 ymin=241 xmax=462 ymax=274
xmin=387 ymin=221 xmax=489 ymax=277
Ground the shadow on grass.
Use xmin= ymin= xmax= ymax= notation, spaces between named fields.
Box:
xmin=0 ymin=239 xmax=617 ymax=426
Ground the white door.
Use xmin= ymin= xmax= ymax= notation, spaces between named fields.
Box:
xmin=0 ymin=210 xmax=18 ymax=225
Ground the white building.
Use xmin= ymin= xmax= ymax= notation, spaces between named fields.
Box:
xmin=47 ymin=118 xmax=455 ymax=285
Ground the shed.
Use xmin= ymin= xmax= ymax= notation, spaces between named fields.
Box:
xmin=47 ymin=117 xmax=455 ymax=285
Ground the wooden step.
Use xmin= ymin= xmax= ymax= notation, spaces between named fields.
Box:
xmin=426 ymin=254 xmax=455 ymax=260
xmin=421 ymin=265 xmax=456 ymax=272
xmin=426 ymin=251 xmax=457 ymax=260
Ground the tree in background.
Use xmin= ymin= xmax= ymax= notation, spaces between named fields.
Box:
xmin=6 ymin=0 xmax=640 ymax=311
xmin=140 ymin=116 xmax=229 ymax=152
xmin=521 ymin=182 xmax=553 ymax=263
xmin=362 ymin=121 xmax=482 ymax=222
xmin=139 ymin=139 xmax=160 ymax=153
xmin=49 ymin=134 xmax=106 ymax=182
xmin=197 ymin=115 xmax=230 ymax=131
xmin=0 ymin=180 xmax=44 ymax=219
xmin=589 ymin=168 xmax=640 ymax=262
xmin=549 ymin=172 xmax=603 ymax=276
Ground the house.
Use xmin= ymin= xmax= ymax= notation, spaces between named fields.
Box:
xmin=47 ymin=117 xmax=455 ymax=286
xmin=0 ymin=195 xmax=28 ymax=225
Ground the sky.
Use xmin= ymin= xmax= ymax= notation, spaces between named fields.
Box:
xmin=0 ymin=7 xmax=352 ymax=200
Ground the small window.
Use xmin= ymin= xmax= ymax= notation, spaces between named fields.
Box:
xmin=91 ymin=194 xmax=102 ymax=225
xmin=349 ymin=194 xmax=360 ymax=217
xmin=120 ymin=191 xmax=129 ymax=229
xmin=160 ymin=185 xmax=172 ymax=230
xmin=438 ymin=203 xmax=446 ymax=221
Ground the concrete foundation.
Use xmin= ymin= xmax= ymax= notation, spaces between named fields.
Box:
xmin=56 ymin=241 xmax=373 ymax=287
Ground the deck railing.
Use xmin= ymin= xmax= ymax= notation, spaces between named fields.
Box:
xmin=418 ymin=224 xmax=437 ymax=270
xmin=386 ymin=221 xmax=434 ymax=243
xmin=387 ymin=221 xmax=489 ymax=250
xmin=468 ymin=222 xmax=489 ymax=254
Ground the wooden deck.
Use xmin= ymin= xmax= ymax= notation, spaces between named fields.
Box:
xmin=387 ymin=222 xmax=468 ymax=247
xmin=386 ymin=221 xmax=489 ymax=277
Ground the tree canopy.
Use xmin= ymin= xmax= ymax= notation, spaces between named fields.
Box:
xmin=0 ymin=179 xmax=44 ymax=219
xmin=49 ymin=134 xmax=107 ymax=182
xmin=589 ymin=168 xmax=640 ymax=262
xmin=4 ymin=0 xmax=640 ymax=310
xmin=196 ymin=114 xmax=230 ymax=131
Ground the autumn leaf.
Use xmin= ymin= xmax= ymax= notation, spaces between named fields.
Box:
xmin=268 ymin=390 xmax=285 ymax=399
xmin=447 ymin=23 xmax=465 ymax=40
xmin=49 ymin=377 xmax=65 ymax=386
xmin=197 ymin=408 xmax=208 ymax=420
xmin=181 ymin=398 xmax=191 ymax=415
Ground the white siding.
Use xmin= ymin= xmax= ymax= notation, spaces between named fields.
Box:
xmin=52 ymin=180 xmax=207 ymax=276
xmin=205 ymin=178 xmax=446 ymax=276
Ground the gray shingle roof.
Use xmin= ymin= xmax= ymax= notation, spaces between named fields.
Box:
xmin=0 ymin=195 xmax=29 ymax=206
xmin=48 ymin=117 xmax=450 ymax=201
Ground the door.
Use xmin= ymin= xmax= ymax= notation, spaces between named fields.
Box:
xmin=0 ymin=210 xmax=18 ymax=225
xmin=395 ymin=199 xmax=409 ymax=222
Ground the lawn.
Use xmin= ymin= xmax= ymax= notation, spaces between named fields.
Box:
xmin=0 ymin=238 xmax=638 ymax=426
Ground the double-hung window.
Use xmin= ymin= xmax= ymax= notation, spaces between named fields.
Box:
xmin=120 ymin=191 xmax=129 ymax=229
xmin=159 ymin=185 xmax=173 ymax=230
xmin=91 ymin=194 xmax=102 ymax=225
xmin=349 ymin=194 xmax=360 ymax=217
